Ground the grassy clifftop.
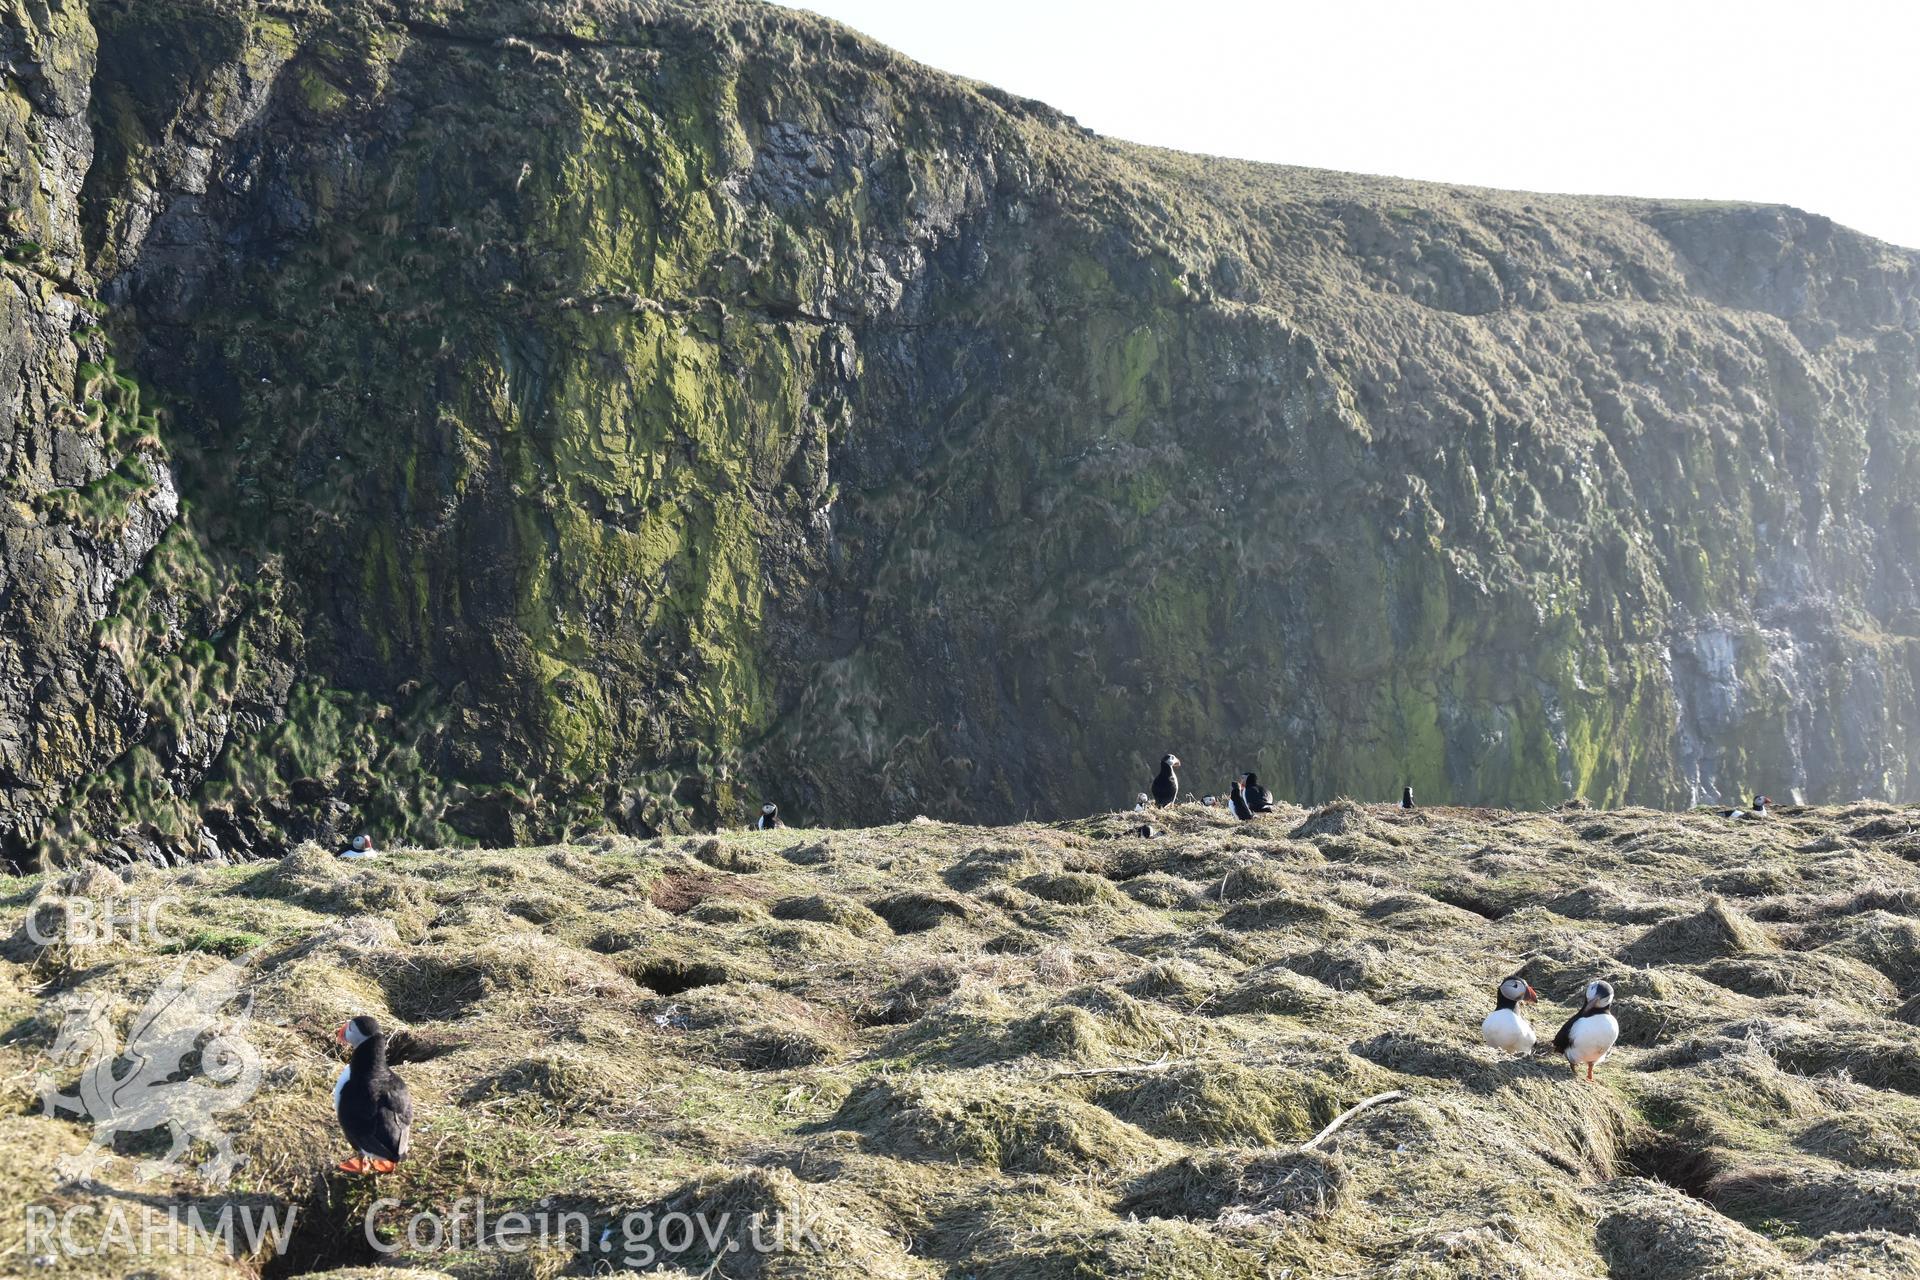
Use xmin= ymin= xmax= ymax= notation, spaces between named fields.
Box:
xmin=3 ymin=802 xmax=1919 ymax=1276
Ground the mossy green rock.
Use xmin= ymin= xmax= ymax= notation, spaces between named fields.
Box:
xmin=4 ymin=0 xmax=1920 ymax=859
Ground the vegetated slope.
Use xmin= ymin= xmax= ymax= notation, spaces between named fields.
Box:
xmin=4 ymin=803 xmax=1920 ymax=1277
xmin=3 ymin=0 xmax=1920 ymax=861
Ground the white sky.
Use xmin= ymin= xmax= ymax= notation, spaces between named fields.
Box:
xmin=778 ymin=0 xmax=1920 ymax=250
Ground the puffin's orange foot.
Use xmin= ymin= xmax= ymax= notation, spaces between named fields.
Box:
xmin=367 ymin=1158 xmax=398 ymax=1174
xmin=337 ymin=1156 xmax=370 ymax=1173
xmin=1586 ymin=1063 xmax=1596 ymax=1082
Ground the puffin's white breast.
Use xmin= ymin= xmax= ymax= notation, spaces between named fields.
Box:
xmin=333 ymin=1063 xmax=351 ymax=1110
xmin=1565 ymin=1012 xmax=1619 ymax=1064
xmin=1481 ymin=1008 xmax=1535 ymax=1054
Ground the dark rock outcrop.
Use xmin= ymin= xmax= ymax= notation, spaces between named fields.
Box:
xmin=3 ymin=0 xmax=1919 ymax=862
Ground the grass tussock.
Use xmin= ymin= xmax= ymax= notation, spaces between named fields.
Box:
xmin=1594 ymin=1177 xmax=1789 ymax=1279
xmin=1119 ymin=1147 xmax=1348 ymax=1225
xmin=1620 ymin=896 xmax=1774 ymax=965
xmin=838 ymin=1071 xmax=1164 ymax=1174
xmin=1088 ymin=1060 xmax=1340 ymax=1145
xmin=770 ymin=892 xmax=891 ymax=939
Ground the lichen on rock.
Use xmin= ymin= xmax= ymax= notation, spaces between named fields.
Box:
xmin=3 ymin=0 xmax=1920 ymax=862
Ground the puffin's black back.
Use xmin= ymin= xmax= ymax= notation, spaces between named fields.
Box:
xmin=338 ymin=1032 xmax=413 ymax=1162
xmin=1244 ymin=774 xmax=1273 ymax=811
xmin=1150 ymin=756 xmax=1178 ymax=806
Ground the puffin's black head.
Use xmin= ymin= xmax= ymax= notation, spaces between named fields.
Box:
xmin=1244 ymin=772 xmax=1259 ymax=787
xmin=762 ymin=802 xmax=777 ymax=815
xmin=1581 ymin=980 xmax=1615 ymax=1010
xmin=1161 ymin=753 xmax=1180 ymax=769
xmin=337 ymin=1015 xmax=383 ymax=1047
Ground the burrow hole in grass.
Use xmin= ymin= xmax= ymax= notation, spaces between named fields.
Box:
xmin=1622 ymin=1129 xmax=1725 ymax=1201
xmin=1430 ymin=888 xmax=1509 ymax=921
xmin=636 ymin=959 xmax=730 ymax=995
xmin=257 ymin=1188 xmax=383 ymax=1279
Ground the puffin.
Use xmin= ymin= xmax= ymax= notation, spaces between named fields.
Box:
xmin=1722 ymin=795 xmax=1770 ymax=820
xmin=1401 ymin=786 xmax=1415 ymax=810
xmin=1553 ymin=980 xmax=1620 ymax=1081
xmin=338 ymin=834 xmax=377 ymax=860
xmin=1242 ymin=773 xmax=1274 ymax=813
xmin=1480 ymin=975 xmax=1539 ymax=1055
xmin=1228 ymin=779 xmax=1253 ymax=820
xmin=334 ymin=1015 xmax=412 ymax=1174
xmin=756 ymin=802 xmax=783 ymax=830
xmin=1149 ymin=754 xmax=1181 ymax=808
xmin=1132 ymin=792 xmax=1150 ymax=813
xmin=1201 ymin=794 xmax=1219 ymax=808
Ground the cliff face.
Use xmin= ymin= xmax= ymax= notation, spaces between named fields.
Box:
xmin=4 ymin=0 xmax=1919 ymax=860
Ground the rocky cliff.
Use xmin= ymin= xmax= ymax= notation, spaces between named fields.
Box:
xmin=4 ymin=0 xmax=1919 ymax=862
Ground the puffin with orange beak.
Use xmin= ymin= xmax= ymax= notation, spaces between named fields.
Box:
xmin=1480 ymin=975 xmax=1540 ymax=1055
xmin=1554 ymin=980 xmax=1620 ymax=1081
xmin=333 ymin=1015 xmax=412 ymax=1174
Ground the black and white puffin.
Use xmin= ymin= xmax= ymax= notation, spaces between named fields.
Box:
xmin=1401 ymin=786 xmax=1415 ymax=810
xmin=1242 ymin=773 xmax=1274 ymax=813
xmin=1228 ymin=778 xmax=1253 ymax=820
xmin=1149 ymin=754 xmax=1181 ymax=808
xmin=1552 ymin=980 xmax=1620 ymax=1082
xmin=756 ymin=802 xmax=783 ymax=830
xmin=1480 ymin=975 xmax=1539 ymax=1055
xmin=1722 ymin=795 xmax=1770 ymax=820
xmin=334 ymin=1015 xmax=412 ymax=1174
xmin=1132 ymin=792 xmax=1150 ymax=813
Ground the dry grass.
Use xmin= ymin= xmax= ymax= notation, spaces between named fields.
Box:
xmin=2 ymin=803 xmax=1918 ymax=1276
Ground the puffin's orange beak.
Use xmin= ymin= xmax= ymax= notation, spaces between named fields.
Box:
xmin=1524 ymin=985 xmax=1539 ymax=1003
xmin=335 ymin=1022 xmax=347 ymax=1045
